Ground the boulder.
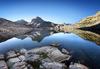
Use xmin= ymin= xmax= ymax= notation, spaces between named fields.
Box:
xmin=11 ymin=62 xmax=27 ymax=69
xmin=69 ymin=63 xmax=89 ymax=69
xmin=7 ymin=57 xmax=21 ymax=67
xmin=20 ymin=48 xmax=27 ymax=55
xmin=27 ymin=64 xmax=34 ymax=69
xmin=18 ymin=55 xmax=26 ymax=61
xmin=25 ymin=53 xmax=41 ymax=69
xmin=41 ymin=58 xmax=52 ymax=63
xmin=6 ymin=51 xmax=17 ymax=59
xmin=25 ymin=53 xmax=40 ymax=62
xmin=0 ymin=60 xmax=8 ymax=69
xmin=27 ymin=46 xmax=71 ymax=62
xmin=42 ymin=62 xmax=67 ymax=69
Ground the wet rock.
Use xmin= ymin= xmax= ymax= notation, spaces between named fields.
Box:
xmin=28 ymin=46 xmax=71 ymax=62
xmin=6 ymin=51 xmax=17 ymax=59
xmin=0 ymin=60 xmax=8 ymax=69
xmin=42 ymin=62 xmax=67 ymax=69
xmin=0 ymin=54 xmax=5 ymax=60
xmin=69 ymin=63 xmax=89 ymax=69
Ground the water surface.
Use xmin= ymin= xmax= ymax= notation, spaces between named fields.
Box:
xmin=0 ymin=31 xmax=100 ymax=69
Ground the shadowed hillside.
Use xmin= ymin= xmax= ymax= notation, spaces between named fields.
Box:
xmin=72 ymin=29 xmax=100 ymax=45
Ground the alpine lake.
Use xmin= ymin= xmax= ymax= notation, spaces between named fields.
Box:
xmin=0 ymin=29 xmax=100 ymax=69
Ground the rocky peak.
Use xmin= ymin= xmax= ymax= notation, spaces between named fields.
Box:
xmin=0 ymin=18 xmax=11 ymax=23
xmin=36 ymin=16 xmax=43 ymax=20
xmin=30 ymin=16 xmax=44 ymax=24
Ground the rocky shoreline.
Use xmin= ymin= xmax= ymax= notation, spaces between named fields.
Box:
xmin=0 ymin=45 xmax=89 ymax=69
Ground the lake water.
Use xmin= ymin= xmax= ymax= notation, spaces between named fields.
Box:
xmin=0 ymin=31 xmax=100 ymax=69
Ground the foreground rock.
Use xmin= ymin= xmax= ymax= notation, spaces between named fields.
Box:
xmin=27 ymin=46 xmax=71 ymax=62
xmin=0 ymin=45 xmax=89 ymax=69
xmin=42 ymin=62 xmax=67 ymax=69
xmin=0 ymin=60 xmax=8 ymax=69
xmin=6 ymin=51 xmax=18 ymax=59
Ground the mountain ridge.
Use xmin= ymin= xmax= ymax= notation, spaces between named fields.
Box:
xmin=15 ymin=19 xmax=28 ymax=25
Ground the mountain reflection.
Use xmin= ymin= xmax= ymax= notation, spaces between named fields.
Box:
xmin=72 ymin=29 xmax=100 ymax=45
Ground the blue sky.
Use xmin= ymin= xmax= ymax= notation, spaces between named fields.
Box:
xmin=0 ymin=0 xmax=100 ymax=24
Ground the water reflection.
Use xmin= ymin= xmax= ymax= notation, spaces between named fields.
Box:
xmin=0 ymin=37 xmax=41 ymax=54
xmin=72 ymin=30 xmax=100 ymax=45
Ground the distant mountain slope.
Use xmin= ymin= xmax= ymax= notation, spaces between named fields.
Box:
xmin=15 ymin=19 xmax=28 ymax=25
xmin=0 ymin=18 xmax=28 ymax=27
xmin=0 ymin=18 xmax=33 ymax=39
xmin=75 ymin=11 xmax=100 ymax=28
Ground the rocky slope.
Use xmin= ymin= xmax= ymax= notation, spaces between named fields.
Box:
xmin=30 ymin=17 xmax=56 ymax=28
xmin=0 ymin=17 xmax=57 ymax=41
xmin=75 ymin=11 xmax=100 ymax=28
